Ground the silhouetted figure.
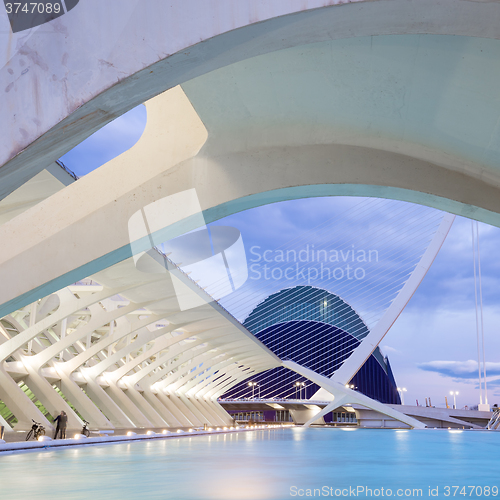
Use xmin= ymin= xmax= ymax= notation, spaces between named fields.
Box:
xmin=53 ymin=411 xmax=68 ymax=439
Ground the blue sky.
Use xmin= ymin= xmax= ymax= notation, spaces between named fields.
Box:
xmin=60 ymin=104 xmax=500 ymax=409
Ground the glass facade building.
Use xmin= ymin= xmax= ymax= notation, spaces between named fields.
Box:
xmin=224 ymin=286 xmax=401 ymax=405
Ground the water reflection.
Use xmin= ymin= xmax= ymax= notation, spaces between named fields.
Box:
xmin=0 ymin=429 xmax=498 ymax=500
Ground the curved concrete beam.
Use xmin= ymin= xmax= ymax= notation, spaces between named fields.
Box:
xmin=3 ymin=0 xmax=500 ymax=198
xmin=3 ymin=82 xmax=500 ymax=319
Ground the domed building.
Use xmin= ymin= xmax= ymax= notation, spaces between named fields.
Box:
xmin=223 ymin=286 xmax=401 ymax=410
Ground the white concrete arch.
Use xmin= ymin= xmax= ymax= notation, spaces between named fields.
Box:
xmin=2 ymin=81 xmax=500 ymax=321
xmin=3 ymin=0 xmax=500 ymax=201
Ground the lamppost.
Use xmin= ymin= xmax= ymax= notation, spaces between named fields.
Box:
xmin=300 ymin=381 xmax=306 ymax=399
xmin=295 ymin=381 xmax=300 ymax=399
xmin=248 ymin=381 xmax=257 ymax=399
xmin=397 ymin=387 xmax=407 ymax=405
xmin=450 ymin=391 xmax=459 ymax=409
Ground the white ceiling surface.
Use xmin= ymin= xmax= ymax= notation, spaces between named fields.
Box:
xmin=0 ymin=164 xmax=75 ymax=226
xmin=3 ymin=0 xmax=500 ymax=199
xmin=182 ymin=35 xmax=500 ymax=188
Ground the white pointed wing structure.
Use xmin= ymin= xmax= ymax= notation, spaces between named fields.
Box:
xmin=203 ymin=199 xmax=455 ymax=402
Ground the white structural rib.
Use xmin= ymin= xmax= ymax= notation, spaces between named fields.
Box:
xmin=279 ymin=216 xmax=452 ymax=428
xmin=283 ymin=360 xmax=425 ymax=429
xmin=316 ymin=213 xmax=455 ymax=392
xmin=0 ymin=250 xmax=280 ymax=432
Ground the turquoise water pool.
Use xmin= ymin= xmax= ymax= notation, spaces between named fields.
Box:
xmin=0 ymin=428 xmax=499 ymax=499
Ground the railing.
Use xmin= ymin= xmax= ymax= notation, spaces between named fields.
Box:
xmin=152 ymin=246 xmax=250 ymax=328
xmin=486 ymin=409 xmax=500 ymax=430
xmin=219 ymin=397 xmax=331 ymax=405
xmin=55 ymin=160 xmax=79 ymax=181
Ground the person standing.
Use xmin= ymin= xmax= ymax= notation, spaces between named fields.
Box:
xmin=59 ymin=411 xmax=67 ymax=439
xmin=53 ymin=410 xmax=68 ymax=439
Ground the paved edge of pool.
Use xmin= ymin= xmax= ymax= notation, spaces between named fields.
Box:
xmin=0 ymin=425 xmax=290 ymax=454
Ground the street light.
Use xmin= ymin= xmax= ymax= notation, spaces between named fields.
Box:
xmin=300 ymin=382 xmax=306 ymax=399
xmin=295 ymin=381 xmax=301 ymax=399
xmin=248 ymin=381 xmax=258 ymax=399
xmin=397 ymin=387 xmax=407 ymax=405
xmin=450 ymin=391 xmax=459 ymax=409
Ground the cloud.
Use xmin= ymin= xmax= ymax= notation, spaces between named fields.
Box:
xmin=418 ymin=360 xmax=500 ymax=379
xmin=381 ymin=345 xmax=401 ymax=354
xmin=478 ymin=377 xmax=500 ymax=388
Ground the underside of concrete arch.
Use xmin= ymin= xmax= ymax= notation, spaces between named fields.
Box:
xmin=2 ymin=0 xmax=500 ymax=202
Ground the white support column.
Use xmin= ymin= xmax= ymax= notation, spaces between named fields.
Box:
xmin=196 ymin=398 xmax=231 ymax=426
xmin=21 ymin=361 xmax=82 ymax=429
xmin=0 ymin=286 xmax=128 ymax=365
xmin=57 ymin=369 xmax=114 ymax=429
xmin=122 ymin=383 xmax=168 ymax=427
xmin=0 ymin=365 xmax=53 ymax=431
xmin=59 ymin=317 xmax=67 ymax=360
xmin=211 ymin=400 xmax=235 ymax=426
xmin=330 ymin=214 xmax=455 ymax=387
xmin=178 ymin=395 xmax=210 ymax=425
xmin=27 ymin=302 xmax=36 ymax=355
xmin=141 ymin=389 xmax=182 ymax=427
xmin=155 ymin=392 xmax=194 ymax=427
xmin=81 ymin=371 xmax=135 ymax=428
xmin=104 ymin=382 xmax=154 ymax=428
xmin=166 ymin=393 xmax=202 ymax=426
xmin=283 ymin=360 xmax=425 ymax=429
xmin=0 ymin=413 xmax=11 ymax=433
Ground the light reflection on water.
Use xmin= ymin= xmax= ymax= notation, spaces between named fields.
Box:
xmin=0 ymin=428 xmax=499 ymax=500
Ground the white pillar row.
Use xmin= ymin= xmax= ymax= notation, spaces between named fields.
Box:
xmin=63 ymin=316 xmax=184 ymax=375
xmin=0 ymin=364 xmax=53 ymax=431
xmin=198 ymin=399 xmax=232 ymax=426
xmin=56 ymin=369 xmax=114 ymax=429
xmin=165 ymin=393 xmax=202 ymax=426
xmin=20 ymin=360 xmax=81 ymax=430
xmin=103 ymin=381 xmax=154 ymax=428
xmin=152 ymin=336 xmax=250 ymax=393
xmin=11 ymin=301 xmax=153 ymax=429
xmin=119 ymin=384 xmax=168 ymax=428
xmin=28 ymin=300 xmax=153 ymax=372
xmin=187 ymin=354 xmax=271 ymax=399
xmin=140 ymin=389 xmax=182 ymax=427
xmin=0 ymin=285 xmax=132 ymax=363
xmin=0 ymin=249 xmax=281 ymax=431
xmin=81 ymin=370 xmax=135 ymax=428
xmin=154 ymin=392 xmax=194 ymax=427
